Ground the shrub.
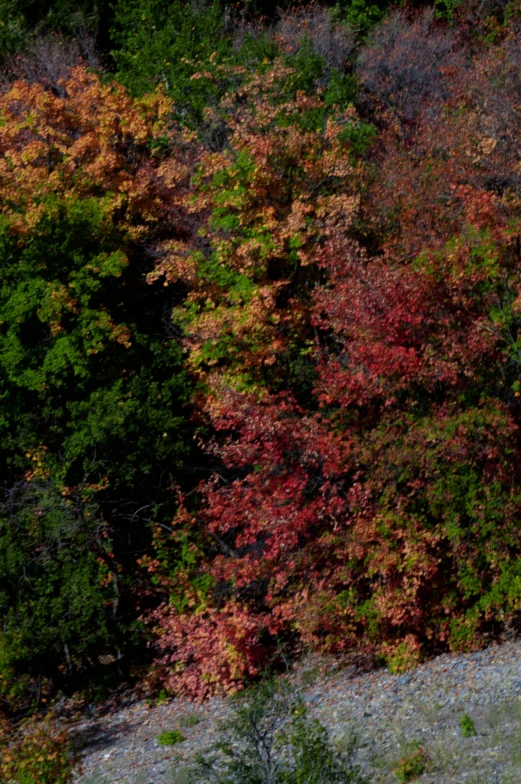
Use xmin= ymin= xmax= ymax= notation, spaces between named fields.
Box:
xmin=383 ymin=637 xmax=423 ymax=675
xmin=433 ymin=0 xmax=464 ymax=21
xmin=434 ymin=0 xmax=511 ymax=24
xmin=2 ymin=31 xmax=99 ymax=92
xmin=188 ymin=678 xmax=366 ymax=783
xmin=150 ymin=151 xmax=521 ymax=694
xmin=0 ymin=0 xmax=108 ymax=64
xmin=275 ymin=5 xmax=355 ymax=74
xmin=178 ymin=713 xmax=200 ymax=728
xmin=150 ymin=59 xmax=362 ymax=391
xmin=111 ymin=0 xmax=230 ymax=125
xmin=0 ymin=63 xmax=196 ymax=703
xmin=0 ymin=0 xmax=26 ymax=62
xmin=0 ymin=716 xmax=77 ymax=784
xmin=149 ymin=602 xmax=269 ymax=701
xmin=0 ymin=478 xmax=115 ymax=708
xmin=392 ymin=743 xmax=430 ymax=782
xmin=460 ymin=714 xmax=477 ymax=738
xmin=341 ymin=0 xmax=389 ymax=33
xmin=157 ymin=729 xmax=185 ymax=746
xmin=357 ymin=9 xmax=462 ymax=120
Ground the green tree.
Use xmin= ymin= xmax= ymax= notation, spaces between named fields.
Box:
xmin=111 ymin=0 xmax=231 ymax=126
xmin=0 ymin=477 xmax=113 ymax=708
xmin=0 ymin=67 xmax=198 ymax=702
xmin=0 ymin=195 xmax=195 ymax=701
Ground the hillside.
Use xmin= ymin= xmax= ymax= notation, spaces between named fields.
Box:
xmin=1 ymin=0 xmax=521 ymax=780
xmin=74 ymin=640 xmax=521 ymax=783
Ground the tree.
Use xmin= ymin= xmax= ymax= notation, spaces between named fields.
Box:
xmin=0 ymin=66 xmax=195 ymax=702
xmin=0 ymin=0 xmax=109 ymax=62
xmin=147 ymin=14 xmax=521 ymax=693
xmin=150 ymin=59 xmax=366 ymax=397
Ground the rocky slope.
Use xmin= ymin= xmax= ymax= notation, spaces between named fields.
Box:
xmin=73 ymin=640 xmax=521 ymax=783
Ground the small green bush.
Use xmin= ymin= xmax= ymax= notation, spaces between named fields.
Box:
xmin=154 ymin=689 xmax=170 ymax=707
xmin=0 ymin=0 xmax=26 ymax=62
xmin=188 ymin=678 xmax=366 ymax=783
xmin=111 ymin=0 xmax=230 ymax=125
xmin=157 ymin=730 xmax=185 ymax=746
xmin=434 ymin=0 xmax=464 ymax=21
xmin=393 ymin=743 xmax=430 ymax=783
xmin=460 ymin=714 xmax=477 ymax=738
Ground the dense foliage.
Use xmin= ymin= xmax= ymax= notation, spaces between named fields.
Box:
xmin=147 ymin=2 xmax=521 ymax=695
xmin=0 ymin=65 xmax=196 ymax=706
xmin=2 ymin=0 xmax=521 ymax=717
xmin=0 ymin=715 xmax=77 ymax=783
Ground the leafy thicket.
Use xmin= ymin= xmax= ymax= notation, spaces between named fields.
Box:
xmin=0 ymin=0 xmax=392 ymax=65
xmin=0 ymin=67 xmax=196 ymax=707
xmin=0 ymin=715 xmax=77 ymax=783
xmin=1 ymin=0 xmax=521 ymax=715
xmin=110 ymin=0 xmax=359 ymax=130
xmin=146 ymin=5 xmax=521 ymax=695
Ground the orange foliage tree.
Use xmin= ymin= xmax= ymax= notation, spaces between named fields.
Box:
xmin=149 ymin=61 xmax=364 ymax=389
xmin=0 ymin=65 xmax=186 ymax=233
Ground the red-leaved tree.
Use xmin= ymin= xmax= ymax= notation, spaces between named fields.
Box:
xmin=147 ymin=12 xmax=521 ymax=696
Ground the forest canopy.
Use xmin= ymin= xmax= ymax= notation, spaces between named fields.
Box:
xmin=1 ymin=0 xmax=521 ymax=710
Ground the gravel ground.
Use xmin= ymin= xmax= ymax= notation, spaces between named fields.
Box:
xmin=72 ymin=639 xmax=521 ymax=783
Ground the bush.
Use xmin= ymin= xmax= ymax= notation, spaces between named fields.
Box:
xmin=0 ymin=716 xmax=77 ymax=784
xmin=0 ymin=479 xmax=115 ymax=708
xmin=157 ymin=729 xmax=185 ymax=746
xmin=459 ymin=714 xmax=477 ymax=738
xmin=341 ymin=0 xmax=389 ymax=32
xmin=0 ymin=0 xmax=26 ymax=62
xmin=112 ymin=1 xmax=360 ymax=131
xmin=275 ymin=5 xmax=355 ymax=74
xmin=0 ymin=0 xmax=107 ymax=63
xmin=178 ymin=713 xmax=200 ymax=728
xmin=0 ymin=63 xmax=195 ymax=703
xmin=357 ymin=9 xmax=462 ymax=120
xmin=111 ymin=0 xmax=230 ymax=125
xmin=188 ymin=678 xmax=365 ymax=783
xmin=149 ymin=10 xmax=521 ymax=698
xmin=392 ymin=743 xmax=430 ymax=782
xmin=2 ymin=32 xmax=99 ymax=91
